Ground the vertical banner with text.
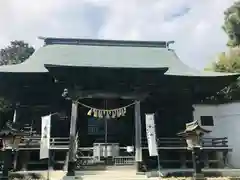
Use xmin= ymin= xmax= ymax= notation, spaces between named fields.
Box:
xmin=145 ymin=113 xmax=158 ymax=156
xmin=40 ymin=115 xmax=51 ymax=159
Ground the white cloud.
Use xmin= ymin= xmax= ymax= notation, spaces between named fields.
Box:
xmin=97 ymin=0 xmax=236 ymax=69
xmin=0 ymin=0 xmax=236 ymax=69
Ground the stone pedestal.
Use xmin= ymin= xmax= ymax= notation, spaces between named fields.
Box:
xmin=192 ymin=147 xmax=205 ymax=180
xmin=66 ymin=161 xmax=76 ymax=176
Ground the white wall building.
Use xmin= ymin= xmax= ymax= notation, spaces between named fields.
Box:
xmin=193 ymin=102 xmax=240 ymax=168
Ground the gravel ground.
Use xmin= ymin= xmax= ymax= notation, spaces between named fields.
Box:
xmin=9 ymin=170 xmax=66 ymax=180
xmin=161 ymin=178 xmax=240 ymax=180
xmin=9 ymin=171 xmax=240 ymax=180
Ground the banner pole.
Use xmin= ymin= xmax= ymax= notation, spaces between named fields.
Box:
xmin=157 ymin=153 xmax=162 ymax=178
xmin=47 ymin=156 xmax=50 ymax=180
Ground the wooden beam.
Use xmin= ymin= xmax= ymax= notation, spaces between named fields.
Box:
xmin=75 ymin=90 xmax=149 ymax=100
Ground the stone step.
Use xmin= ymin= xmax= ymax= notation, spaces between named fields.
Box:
xmin=66 ymin=175 xmax=158 ymax=180
xmin=74 ymin=169 xmax=150 ymax=180
xmin=11 ymin=169 xmax=155 ymax=180
xmin=79 ymin=178 xmax=157 ymax=180
xmin=76 ymin=174 xmax=152 ymax=180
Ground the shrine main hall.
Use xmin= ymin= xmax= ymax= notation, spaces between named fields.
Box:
xmin=0 ymin=37 xmax=238 ymax=174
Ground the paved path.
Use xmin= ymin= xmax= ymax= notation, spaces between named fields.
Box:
xmin=10 ymin=166 xmax=154 ymax=180
xmin=9 ymin=167 xmax=240 ymax=180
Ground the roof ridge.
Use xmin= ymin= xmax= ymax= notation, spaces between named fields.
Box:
xmin=38 ymin=36 xmax=174 ymax=48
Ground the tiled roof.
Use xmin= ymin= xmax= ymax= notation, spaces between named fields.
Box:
xmin=0 ymin=37 xmax=238 ymax=78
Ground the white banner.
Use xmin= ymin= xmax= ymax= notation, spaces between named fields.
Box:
xmin=40 ymin=115 xmax=51 ymax=159
xmin=145 ymin=114 xmax=158 ymax=156
xmin=13 ymin=109 xmax=17 ymax=123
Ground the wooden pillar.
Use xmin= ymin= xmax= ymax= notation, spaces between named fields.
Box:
xmin=13 ymin=151 xmax=18 ymax=171
xmin=66 ymin=101 xmax=78 ymax=176
xmin=134 ymin=100 xmax=142 ymax=172
xmin=12 ymin=105 xmax=22 ymax=171
xmin=2 ymin=149 xmax=12 ymax=179
xmin=49 ymin=150 xmax=55 ymax=170
xmin=203 ymin=152 xmax=209 ymax=168
xmin=180 ymin=151 xmax=187 ymax=168
xmin=17 ymin=150 xmax=30 ymax=171
xmin=216 ymin=152 xmax=224 ymax=168
xmin=63 ymin=152 xmax=69 ymax=171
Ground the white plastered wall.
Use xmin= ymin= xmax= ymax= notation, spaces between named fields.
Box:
xmin=193 ymin=103 xmax=240 ymax=168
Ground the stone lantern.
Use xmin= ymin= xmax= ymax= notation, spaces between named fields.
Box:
xmin=178 ymin=120 xmax=211 ymax=180
xmin=178 ymin=120 xmax=210 ymax=150
xmin=0 ymin=121 xmax=25 ymax=180
xmin=0 ymin=121 xmax=25 ymax=150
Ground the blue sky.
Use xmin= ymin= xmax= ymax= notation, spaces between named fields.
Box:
xmin=0 ymin=0 xmax=236 ymax=69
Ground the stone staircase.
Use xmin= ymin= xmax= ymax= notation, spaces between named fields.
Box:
xmin=72 ymin=166 xmax=158 ymax=180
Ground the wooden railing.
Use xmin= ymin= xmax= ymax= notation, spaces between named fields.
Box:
xmin=16 ymin=136 xmax=70 ymax=150
xmin=141 ymin=137 xmax=230 ymax=149
xmin=0 ymin=136 xmax=231 ymax=168
xmin=13 ymin=136 xmax=231 ymax=152
xmin=202 ymin=137 xmax=228 ymax=147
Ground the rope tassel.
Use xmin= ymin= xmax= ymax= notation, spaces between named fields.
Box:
xmin=93 ymin=109 xmax=98 ymax=117
xmin=87 ymin=109 xmax=93 ymax=116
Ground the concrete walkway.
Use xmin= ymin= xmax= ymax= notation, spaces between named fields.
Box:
xmin=10 ymin=166 xmax=155 ymax=180
xmin=9 ymin=167 xmax=240 ymax=180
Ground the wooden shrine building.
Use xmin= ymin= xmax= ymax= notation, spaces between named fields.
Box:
xmin=0 ymin=37 xmax=238 ymax=173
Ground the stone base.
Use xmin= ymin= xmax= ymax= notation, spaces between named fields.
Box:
xmin=192 ymin=173 xmax=206 ymax=180
xmin=66 ymin=161 xmax=76 ymax=176
xmin=136 ymin=161 xmax=147 ymax=173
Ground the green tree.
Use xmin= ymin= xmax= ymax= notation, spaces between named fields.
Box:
xmin=210 ymin=48 xmax=240 ymax=101
xmin=0 ymin=40 xmax=35 ymax=112
xmin=0 ymin=40 xmax=35 ymax=65
xmin=207 ymin=1 xmax=240 ymax=101
xmin=212 ymin=48 xmax=240 ymax=73
xmin=222 ymin=0 xmax=240 ymax=47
